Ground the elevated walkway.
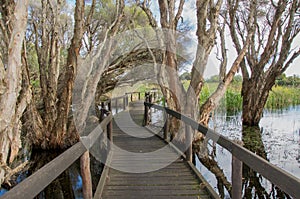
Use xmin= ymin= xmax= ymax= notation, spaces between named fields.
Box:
xmin=98 ymin=101 xmax=217 ymax=199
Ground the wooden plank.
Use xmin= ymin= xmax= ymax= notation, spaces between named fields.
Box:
xmin=104 ymin=185 xmax=202 ymax=190
xmin=232 ymin=155 xmax=242 ymax=199
xmin=102 ymin=196 xmax=210 ymax=199
xmin=102 ymin=189 xmax=205 ymax=195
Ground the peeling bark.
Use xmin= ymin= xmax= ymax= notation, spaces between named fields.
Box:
xmin=0 ymin=0 xmax=29 ymax=185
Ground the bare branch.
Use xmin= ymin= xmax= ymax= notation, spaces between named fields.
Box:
xmin=281 ymin=48 xmax=300 ymax=73
xmin=174 ymin=0 xmax=185 ymax=28
xmin=138 ymin=0 xmax=158 ymax=28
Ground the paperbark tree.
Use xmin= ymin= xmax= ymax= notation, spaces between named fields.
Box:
xmin=227 ymin=0 xmax=300 ymax=126
xmin=0 ymin=0 xmax=29 ymax=185
xmin=24 ymin=0 xmax=86 ymax=149
xmin=74 ymin=0 xmax=125 ymax=133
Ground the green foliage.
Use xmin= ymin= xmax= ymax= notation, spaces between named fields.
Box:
xmin=224 ymin=88 xmax=242 ymax=115
xmin=266 ymin=86 xmax=300 ymax=110
xmin=206 ymin=75 xmax=219 ymax=83
xmin=275 ymin=74 xmax=300 ymax=87
xmin=206 ymin=74 xmax=243 ymax=84
xmin=179 ymin=72 xmax=191 ymax=81
xmin=31 ymin=79 xmax=40 ymax=88
xmin=199 ymin=84 xmax=211 ymax=106
xmin=182 ymin=77 xmax=300 ymax=114
xmin=26 ymin=42 xmax=39 ymax=71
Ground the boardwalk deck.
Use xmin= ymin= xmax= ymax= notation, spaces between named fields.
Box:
xmin=99 ymin=101 xmax=216 ymax=199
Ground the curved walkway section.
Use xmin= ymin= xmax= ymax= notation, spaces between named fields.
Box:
xmin=99 ymin=101 xmax=217 ymax=199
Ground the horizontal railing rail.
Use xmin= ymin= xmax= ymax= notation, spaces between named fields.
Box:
xmin=1 ymin=90 xmax=159 ymax=199
xmin=144 ymin=102 xmax=300 ymax=199
xmin=1 ymin=114 xmax=112 ymax=199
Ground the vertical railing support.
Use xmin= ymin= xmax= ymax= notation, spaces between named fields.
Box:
xmin=107 ymin=101 xmax=113 ymax=146
xmin=232 ymin=141 xmax=243 ymax=199
xmin=108 ymin=100 xmax=112 ymax=112
xmin=107 ymin=116 xmax=113 ymax=145
xmin=163 ymin=113 xmax=169 ymax=141
xmin=123 ymin=96 xmax=126 ymax=110
xmin=131 ymin=93 xmax=133 ymax=102
xmin=192 ymin=152 xmax=196 ymax=166
xmin=115 ymin=99 xmax=118 ymax=113
xmin=81 ymin=151 xmax=92 ymax=199
xmin=138 ymin=92 xmax=141 ymax=100
xmin=100 ymin=102 xmax=106 ymax=122
xmin=143 ymin=92 xmax=150 ymax=126
xmin=185 ymin=123 xmax=192 ymax=162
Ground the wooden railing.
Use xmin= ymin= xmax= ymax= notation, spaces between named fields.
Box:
xmin=1 ymin=91 xmax=151 ymax=199
xmin=1 ymin=114 xmax=113 ymax=199
xmin=144 ymin=102 xmax=300 ymax=199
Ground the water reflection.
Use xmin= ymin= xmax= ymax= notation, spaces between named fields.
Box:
xmin=28 ymin=150 xmax=77 ymax=199
xmin=191 ymin=106 xmax=300 ymax=198
xmin=241 ymin=126 xmax=291 ymax=199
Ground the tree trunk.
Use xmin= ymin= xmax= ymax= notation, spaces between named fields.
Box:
xmin=241 ymin=75 xmax=275 ymax=126
xmin=0 ymin=0 xmax=29 ymax=185
xmin=51 ymin=0 xmax=85 ymax=148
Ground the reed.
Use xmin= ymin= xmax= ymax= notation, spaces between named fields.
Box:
xmin=266 ymin=86 xmax=300 ymax=110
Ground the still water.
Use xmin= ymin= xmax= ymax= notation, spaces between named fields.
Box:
xmin=196 ymin=105 xmax=300 ymax=198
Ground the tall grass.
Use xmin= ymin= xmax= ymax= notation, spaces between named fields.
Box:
xmin=199 ymin=84 xmax=300 ymax=114
xmin=266 ymin=86 xmax=300 ymax=110
xmin=224 ymin=88 xmax=242 ymax=114
xmin=134 ymin=81 xmax=300 ymax=113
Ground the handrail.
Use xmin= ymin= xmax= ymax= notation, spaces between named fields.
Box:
xmin=1 ymin=91 xmax=159 ymax=199
xmin=144 ymin=102 xmax=300 ymax=198
xmin=1 ymin=114 xmax=112 ymax=199
xmin=100 ymin=91 xmax=159 ymax=114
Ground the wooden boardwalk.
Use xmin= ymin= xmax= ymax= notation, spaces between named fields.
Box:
xmin=99 ymin=101 xmax=216 ymax=199
xmin=3 ymin=93 xmax=300 ymax=199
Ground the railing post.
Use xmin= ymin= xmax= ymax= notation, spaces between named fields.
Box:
xmin=192 ymin=152 xmax=196 ymax=166
xmin=107 ymin=101 xmax=113 ymax=145
xmin=143 ymin=92 xmax=149 ymax=126
xmin=115 ymin=99 xmax=118 ymax=113
xmin=149 ymin=93 xmax=152 ymax=103
xmin=131 ymin=93 xmax=133 ymax=102
xmin=232 ymin=141 xmax=243 ymax=199
xmin=99 ymin=102 xmax=105 ymax=122
xmin=138 ymin=92 xmax=141 ymax=100
xmin=108 ymin=100 xmax=112 ymax=112
xmin=163 ymin=113 xmax=169 ymax=141
xmin=107 ymin=114 xmax=113 ymax=145
xmin=185 ymin=123 xmax=192 ymax=162
xmin=123 ymin=96 xmax=126 ymax=110
xmin=81 ymin=151 xmax=92 ymax=199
